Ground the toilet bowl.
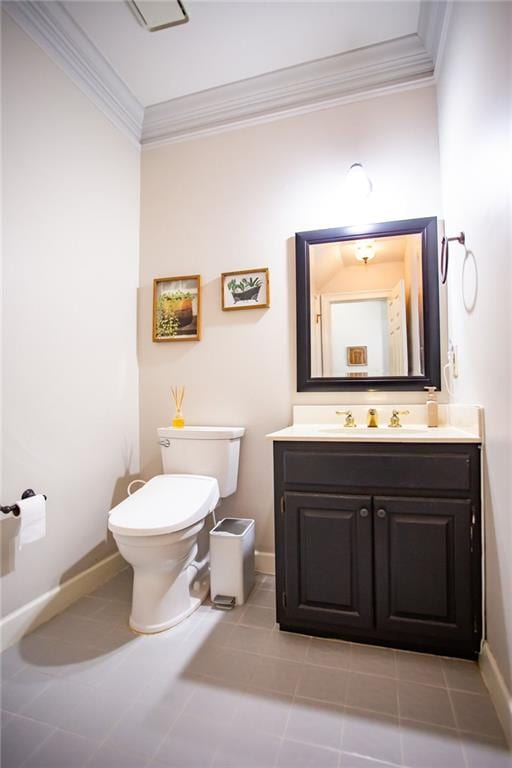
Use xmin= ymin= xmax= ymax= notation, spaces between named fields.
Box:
xmin=108 ymin=426 xmax=244 ymax=633
xmin=109 ymin=474 xmax=219 ymax=633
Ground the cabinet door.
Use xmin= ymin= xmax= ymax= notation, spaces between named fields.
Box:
xmin=282 ymin=492 xmax=373 ymax=629
xmin=374 ymin=496 xmax=473 ymax=644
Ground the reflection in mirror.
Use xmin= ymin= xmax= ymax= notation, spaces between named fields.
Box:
xmin=310 ymin=234 xmax=424 ymax=379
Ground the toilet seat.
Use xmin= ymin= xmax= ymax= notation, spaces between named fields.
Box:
xmin=108 ymin=474 xmax=219 ymax=537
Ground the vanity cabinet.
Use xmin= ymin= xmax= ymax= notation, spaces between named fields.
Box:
xmin=274 ymin=442 xmax=482 ymax=659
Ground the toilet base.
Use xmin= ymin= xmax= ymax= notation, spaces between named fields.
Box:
xmin=129 ymin=569 xmax=210 ymax=635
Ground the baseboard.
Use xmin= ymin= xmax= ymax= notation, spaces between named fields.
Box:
xmin=480 ymin=641 xmax=512 ymax=748
xmin=255 ymin=550 xmax=275 ymax=575
xmin=0 ymin=552 xmax=125 ymax=652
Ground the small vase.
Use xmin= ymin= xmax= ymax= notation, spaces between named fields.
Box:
xmin=172 ymin=408 xmax=185 ymax=428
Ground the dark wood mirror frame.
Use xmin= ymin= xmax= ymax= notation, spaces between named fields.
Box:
xmin=296 ymin=216 xmax=441 ymax=392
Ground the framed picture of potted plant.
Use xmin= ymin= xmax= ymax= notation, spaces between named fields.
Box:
xmin=153 ymin=274 xmax=201 ymax=342
xmin=221 ymin=268 xmax=270 ymax=311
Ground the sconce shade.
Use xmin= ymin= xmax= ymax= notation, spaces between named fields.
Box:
xmin=346 ymin=162 xmax=373 ymax=199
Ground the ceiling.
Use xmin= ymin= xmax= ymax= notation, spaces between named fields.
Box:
xmin=311 ymin=234 xmax=420 ymax=291
xmin=64 ymin=1 xmax=421 ymax=107
xmin=5 ymin=0 xmax=446 ymax=145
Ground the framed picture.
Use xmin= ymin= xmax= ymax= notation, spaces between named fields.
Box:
xmin=347 ymin=346 xmax=368 ymax=366
xmin=221 ymin=268 xmax=270 ymax=311
xmin=153 ymin=274 xmax=201 ymax=342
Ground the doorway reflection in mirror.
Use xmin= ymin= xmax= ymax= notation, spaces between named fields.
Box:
xmin=310 ymin=234 xmax=424 ymax=378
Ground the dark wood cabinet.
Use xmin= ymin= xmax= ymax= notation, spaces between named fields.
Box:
xmin=274 ymin=442 xmax=482 ymax=659
xmin=283 ymin=492 xmax=373 ymax=630
xmin=373 ymin=496 xmax=473 ymax=645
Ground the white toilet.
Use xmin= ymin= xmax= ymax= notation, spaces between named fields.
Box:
xmin=108 ymin=425 xmax=245 ymax=633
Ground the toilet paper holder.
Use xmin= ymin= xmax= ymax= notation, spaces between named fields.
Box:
xmin=1 ymin=489 xmax=47 ymax=519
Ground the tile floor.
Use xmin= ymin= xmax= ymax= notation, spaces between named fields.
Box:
xmin=1 ymin=568 xmax=510 ymax=768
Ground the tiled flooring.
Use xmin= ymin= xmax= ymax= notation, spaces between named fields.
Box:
xmin=1 ymin=569 xmax=510 ymax=768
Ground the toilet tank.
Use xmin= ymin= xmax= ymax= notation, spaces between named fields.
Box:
xmin=157 ymin=426 xmax=245 ymax=497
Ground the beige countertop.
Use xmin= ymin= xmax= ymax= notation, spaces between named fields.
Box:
xmin=266 ymin=423 xmax=481 ymax=443
xmin=266 ymin=404 xmax=483 ymax=444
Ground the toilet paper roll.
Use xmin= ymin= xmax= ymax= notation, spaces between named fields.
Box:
xmin=17 ymin=494 xmax=46 ymax=550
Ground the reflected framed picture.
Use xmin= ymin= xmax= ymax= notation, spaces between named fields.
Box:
xmin=347 ymin=346 xmax=368 ymax=366
xmin=153 ymin=274 xmax=201 ymax=342
xmin=221 ymin=268 xmax=270 ymax=311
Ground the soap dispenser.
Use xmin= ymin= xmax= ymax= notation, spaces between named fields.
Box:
xmin=424 ymin=387 xmax=438 ymax=428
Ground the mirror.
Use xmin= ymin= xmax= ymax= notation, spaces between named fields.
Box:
xmin=296 ymin=217 xmax=441 ymax=391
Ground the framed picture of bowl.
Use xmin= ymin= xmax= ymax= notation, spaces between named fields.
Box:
xmin=153 ymin=274 xmax=201 ymax=342
xmin=221 ymin=268 xmax=270 ymax=311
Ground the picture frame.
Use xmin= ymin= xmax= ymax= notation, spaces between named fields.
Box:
xmin=221 ymin=268 xmax=270 ymax=311
xmin=347 ymin=346 xmax=368 ymax=366
xmin=153 ymin=274 xmax=201 ymax=342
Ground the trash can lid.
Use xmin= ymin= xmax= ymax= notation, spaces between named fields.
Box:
xmin=211 ymin=517 xmax=254 ymax=536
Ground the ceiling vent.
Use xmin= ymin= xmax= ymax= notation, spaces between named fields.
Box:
xmin=129 ymin=0 xmax=188 ymax=32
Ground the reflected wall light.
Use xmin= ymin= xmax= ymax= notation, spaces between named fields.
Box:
xmin=346 ymin=163 xmax=373 ymax=199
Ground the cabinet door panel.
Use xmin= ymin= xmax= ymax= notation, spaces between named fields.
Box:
xmin=374 ymin=496 xmax=472 ymax=643
xmin=283 ymin=492 xmax=373 ymax=629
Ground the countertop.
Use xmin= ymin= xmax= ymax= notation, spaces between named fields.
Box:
xmin=266 ymin=424 xmax=481 ymax=444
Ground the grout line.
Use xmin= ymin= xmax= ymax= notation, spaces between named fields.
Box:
xmin=445 ymin=687 xmax=470 ymax=768
xmin=275 ymin=663 xmax=300 ymax=766
xmin=16 ymin=720 xmax=59 ymax=768
xmin=446 ymin=685 xmax=463 ymax=737
xmin=275 ymin=733 xmax=344 ymax=758
xmin=340 ymin=749 xmax=402 ymax=768
xmin=396 ymin=678 xmax=405 ymax=768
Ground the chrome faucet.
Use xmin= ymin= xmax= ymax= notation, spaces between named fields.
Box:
xmin=388 ymin=409 xmax=410 ymax=428
xmin=367 ymin=408 xmax=378 ymax=428
xmin=336 ymin=410 xmax=356 ymax=428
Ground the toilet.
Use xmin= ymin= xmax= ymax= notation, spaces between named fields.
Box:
xmin=108 ymin=425 xmax=245 ymax=633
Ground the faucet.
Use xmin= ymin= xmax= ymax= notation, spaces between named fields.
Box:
xmin=367 ymin=408 xmax=378 ymax=428
xmin=388 ymin=409 xmax=410 ymax=428
xmin=336 ymin=410 xmax=357 ymax=428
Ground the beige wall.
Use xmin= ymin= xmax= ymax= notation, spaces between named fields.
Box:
xmin=1 ymin=15 xmax=140 ymax=616
xmin=139 ymin=86 xmax=442 ymax=553
xmin=437 ymin=1 xmax=512 ymax=693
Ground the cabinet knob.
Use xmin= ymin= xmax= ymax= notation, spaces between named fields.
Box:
xmin=377 ymin=508 xmax=387 ymax=519
xmin=359 ymin=508 xmax=369 ymax=518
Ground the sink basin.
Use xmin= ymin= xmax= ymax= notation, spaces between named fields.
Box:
xmin=320 ymin=425 xmax=429 ymax=436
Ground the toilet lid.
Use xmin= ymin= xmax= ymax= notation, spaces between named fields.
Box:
xmin=108 ymin=474 xmax=220 ymax=537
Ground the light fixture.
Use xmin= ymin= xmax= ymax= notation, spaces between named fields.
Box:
xmin=355 ymin=240 xmax=376 ymax=264
xmin=346 ymin=162 xmax=373 ymax=199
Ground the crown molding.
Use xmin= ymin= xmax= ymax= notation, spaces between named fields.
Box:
xmin=417 ymin=0 xmax=449 ymax=63
xmin=3 ymin=1 xmax=144 ymax=145
xmin=4 ymin=0 xmax=448 ymax=149
xmin=142 ymin=34 xmax=435 ymax=147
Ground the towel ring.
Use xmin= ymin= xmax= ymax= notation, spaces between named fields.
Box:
xmin=441 ymin=232 xmax=465 ymax=284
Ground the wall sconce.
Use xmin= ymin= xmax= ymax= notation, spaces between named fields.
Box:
xmin=346 ymin=163 xmax=373 ymax=199
xmin=355 ymin=240 xmax=376 ymax=264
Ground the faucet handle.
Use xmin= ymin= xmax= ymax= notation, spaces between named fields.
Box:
xmin=388 ymin=409 xmax=410 ymax=428
xmin=336 ymin=410 xmax=357 ymax=428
